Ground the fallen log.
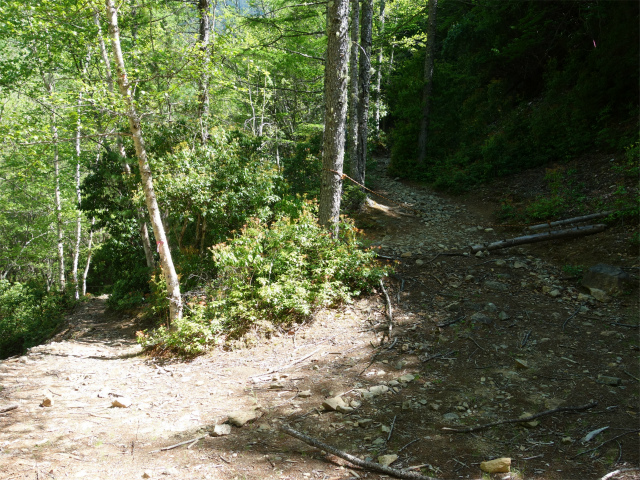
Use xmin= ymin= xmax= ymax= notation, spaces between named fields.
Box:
xmin=471 ymin=224 xmax=606 ymax=253
xmin=527 ymin=211 xmax=613 ymax=231
xmin=279 ymin=425 xmax=442 ymax=480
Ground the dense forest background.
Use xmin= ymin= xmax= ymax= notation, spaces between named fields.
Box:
xmin=0 ymin=0 xmax=637 ymax=358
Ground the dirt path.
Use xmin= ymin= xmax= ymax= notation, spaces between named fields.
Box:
xmin=1 ymin=163 xmax=638 ymax=480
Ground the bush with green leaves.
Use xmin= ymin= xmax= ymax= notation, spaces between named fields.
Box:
xmin=139 ymin=200 xmax=387 ymax=355
xmin=0 ymin=280 xmax=70 ymax=359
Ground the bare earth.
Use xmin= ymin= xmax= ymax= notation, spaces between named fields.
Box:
xmin=1 ymin=157 xmax=638 ymax=480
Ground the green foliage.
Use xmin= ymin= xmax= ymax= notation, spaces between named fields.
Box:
xmin=387 ymin=0 xmax=639 ymax=190
xmin=105 ymin=264 xmax=152 ymax=311
xmin=280 ymin=130 xmax=323 ymax=197
xmin=139 ymin=200 xmax=387 ymax=355
xmin=0 ymin=280 xmax=70 ymax=359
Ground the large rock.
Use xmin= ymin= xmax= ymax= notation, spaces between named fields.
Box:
xmin=480 ymin=457 xmax=511 ymax=473
xmin=582 ymin=264 xmax=631 ymax=295
xmin=228 ymin=409 xmax=261 ymax=427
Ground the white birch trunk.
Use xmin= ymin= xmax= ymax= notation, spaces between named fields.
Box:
xmin=105 ymin=0 xmax=182 ymax=323
xmin=95 ymin=9 xmax=155 ymax=269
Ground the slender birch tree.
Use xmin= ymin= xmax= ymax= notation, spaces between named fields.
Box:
xmin=104 ymin=0 xmax=183 ymax=323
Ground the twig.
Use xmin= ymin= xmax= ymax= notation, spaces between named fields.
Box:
xmin=422 ymin=351 xmax=454 ymax=363
xmin=387 ymin=415 xmax=397 ymax=442
xmin=576 ymin=429 xmax=640 ymax=457
xmin=436 ymin=316 xmax=466 ymax=328
xmin=249 ymin=347 xmax=323 ymax=380
xmin=279 ymin=425 xmax=442 ymax=480
xmin=398 ymin=439 xmax=419 ymax=452
xmin=464 ymin=335 xmax=485 ymax=352
xmin=521 ymin=330 xmax=532 ymax=348
xmin=443 ymin=401 xmax=598 ymax=433
xmin=150 ymin=435 xmax=207 ymax=453
xmin=623 ymin=370 xmax=640 ymax=383
xmin=0 ymin=404 xmax=19 ymax=414
xmin=601 ymin=467 xmax=640 ymax=480
xmin=563 ymin=303 xmax=584 ymax=331
xmin=380 ymin=279 xmax=393 ymax=339
xmin=609 ymin=322 xmax=640 ymax=329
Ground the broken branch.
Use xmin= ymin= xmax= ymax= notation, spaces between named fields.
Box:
xmin=442 ymin=401 xmax=598 ymax=433
xmin=527 ymin=212 xmax=613 ymax=231
xmin=471 ymin=224 xmax=606 ymax=253
xmin=380 ymin=279 xmax=393 ymax=338
xmin=150 ymin=435 xmax=207 ymax=453
xmin=0 ymin=404 xmax=18 ymax=414
xmin=279 ymin=425 xmax=442 ymax=480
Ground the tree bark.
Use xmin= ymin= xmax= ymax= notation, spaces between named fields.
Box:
xmin=354 ymin=0 xmax=373 ymax=186
xmin=72 ymin=97 xmax=83 ymax=300
xmin=347 ymin=0 xmax=359 ymax=180
xmin=197 ymin=0 xmax=212 ymax=143
xmin=318 ymin=0 xmax=349 ymax=233
xmin=417 ymin=0 xmax=437 ymax=165
xmin=373 ymin=0 xmax=385 ymax=135
xmin=95 ymin=10 xmax=154 ymax=268
xmin=38 ymin=67 xmax=65 ymax=291
xmin=105 ymin=0 xmax=183 ymax=323
xmin=82 ymin=217 xmax=95 ymax=297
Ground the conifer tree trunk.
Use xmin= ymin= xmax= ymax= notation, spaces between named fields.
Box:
xmin=417 ymin=0 xmax=437 ymax=165
xmin=347 ymin=0 xmax=360 ymax=181
xmin=105 ymin=0 xmax=182 ymax=323
xmin=373 ymin=0 xmax=385 ymax=135
xmin=354 ymin=0 xmax=373 ymax=186
xmin=318 ymin=0 xmax=349 ymax=233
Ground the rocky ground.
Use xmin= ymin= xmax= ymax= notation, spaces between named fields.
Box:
xmin=0 ymin=157 xmax=638 ymax=480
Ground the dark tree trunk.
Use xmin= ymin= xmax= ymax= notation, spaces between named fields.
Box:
xmin=354 ymin=0 xmax=373 ymax=187
xmin=318 ymin=0 xmax=350 ymax=233
xmin=417 ymin=0 xmax=437 ymax=165
xmin=347 ymin=0 xmax=360 ymax=180
xmin=373 ymin=0 xmax=385 ymax=135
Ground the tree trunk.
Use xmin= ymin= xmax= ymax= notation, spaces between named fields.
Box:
xmin=40 ymin=71 xmax=66 ymax=291
xmin=197 ymin=0 xmax=212 ymax=143
xmin=95 ymin=10 xmax=154 ymax=268
xmin=105 ymin=0 xmax=183 ymax=323
xmin=417 ymin=0 xmax=437 ymax=165
xmin=72 ymin=97 xmax=83 ymax=300
xmin=82 ymin=217 xmax=95 ymax=297
xmin=354 ymin=0 xmax=373 ymax=187
xmin=373 ymin=0 xmax=385 ymax=135
xmin=347 ymin=0 xmax=360 ymax=181
xmin=318 ymin=0 xmax=350 ymax=233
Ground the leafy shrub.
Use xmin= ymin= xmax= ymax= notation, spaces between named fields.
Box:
xmin=106 ymin=264 xmax=152 ymax=311
xmin=0 ymin=281 xmax=70 ymax=359
xmin=139 ymin=200 xmax=387 ymax=355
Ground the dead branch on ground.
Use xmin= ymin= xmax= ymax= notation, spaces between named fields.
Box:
xmin=279 ymin=425 xmax=442 ymax=480
xmin=442 ymin=401 xmax=598 ymax=433
xmin=527 ymin=211 xmax=613 ymax=231
xmin=0 ymin=404 xmax=18 ymax=414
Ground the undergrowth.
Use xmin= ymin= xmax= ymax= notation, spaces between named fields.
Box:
xmin=0 ymin=281 xmax=72 ymax=359
xmin=138 ymin=201 xmax=387 ymax=356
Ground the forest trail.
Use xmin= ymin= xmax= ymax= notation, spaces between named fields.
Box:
xmin=1 ymin=163 xmax=638 ymax=480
